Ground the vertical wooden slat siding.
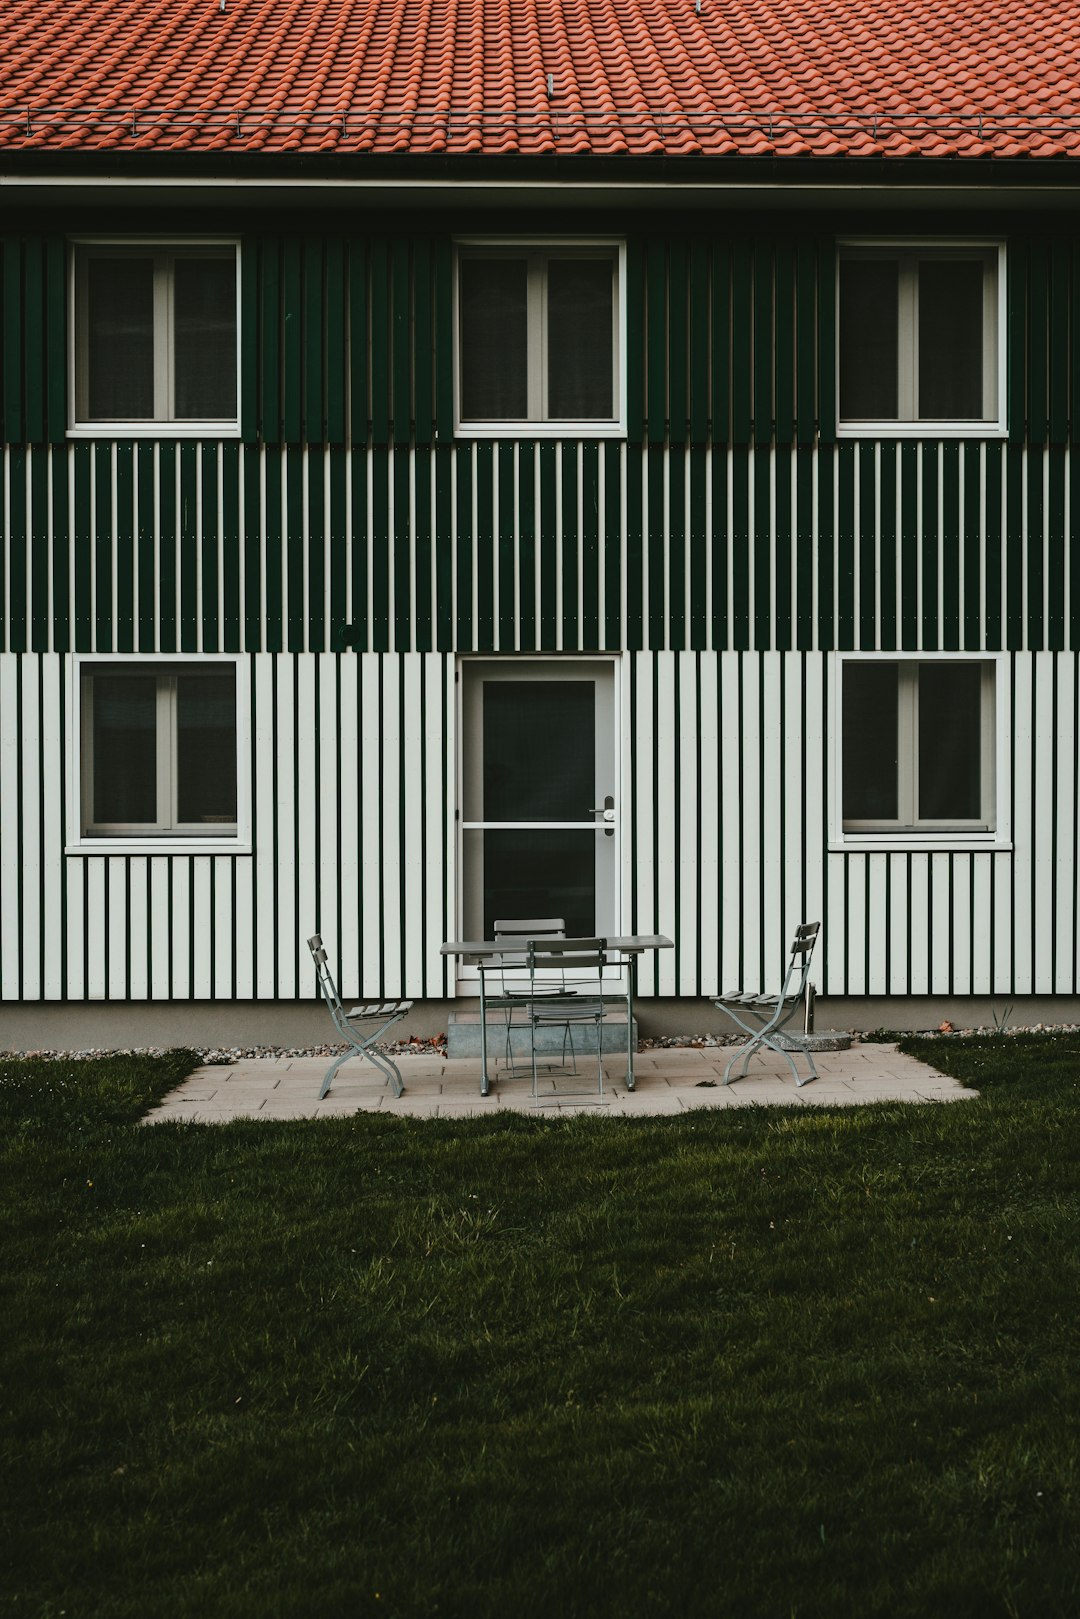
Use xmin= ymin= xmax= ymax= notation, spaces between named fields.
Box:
xmin=1027 ymin=241 xmax=1049 ymax=448
xmin=239 ymin=240 xmax=259 ymax=444
xmin=0 ymin=649 xmax=1077 ymax=1002
xmin=5 ymin=439 xmax=1079 ymax=662
xmin=369 ymin=242 xmax=390 ymax=447
xmin=324 ymin=240 xmax=347 ymax=447
xmin=281 ymin=241 xmax=303 ymax=445
xmin=667 ymin=241 xmax=689 ymax=448
xmin=774 ymin=243 xmax=795 ymax=447
xmin=413 ymin=240 xmax=434 ymax=448
xmin=45 ymin=237 xmax=66 ymax=445
xmin=348 ymin=240 xmax=370 ymax=445
xmin=730 ymin=242 xmax=752 ymax=446
xmin=6 ymin=211 xmax=1080 ymax=1020
xmin=646 ymin=242 xmax=667 ymax=446
xmin=303 ymin=239 xmax=325 ymax=444
xmin=391 ymin=239 xmax=411 ymax=444
xmin=752 ymin=244 xmax=774 ymax=445
xmin=689 ymin=243 xmax=709 ymax=447
xmin=2 ymin=243 xmax=24 ymax=446
xmin=259 ymin=237 xmax=282 ymax=444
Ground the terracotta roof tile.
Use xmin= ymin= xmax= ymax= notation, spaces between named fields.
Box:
xmin=3 ymin=0 xmax=1080 ymax=158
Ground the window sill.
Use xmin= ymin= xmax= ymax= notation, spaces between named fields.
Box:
xmin=66 ymin=839 xmax=252 ymax=856
xmin=455 ymin=420 xmax=625 ymax=440
xmin=837 ymin=423 xmax=1007 ymax=440
xmin=68 ymin=424 xmax=242 ymax=440
xmin=830 ymin=836 xmax=1011 ymax=853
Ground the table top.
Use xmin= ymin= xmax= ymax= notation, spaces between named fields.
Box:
xmin=440 ymin=935 xmax=673 ymax=956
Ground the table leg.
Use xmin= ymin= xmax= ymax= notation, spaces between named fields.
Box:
xmin=626 ymin=955 xmax=636 ymax=1091
xmin=479 ymin=969 xmax=491 ymax=1096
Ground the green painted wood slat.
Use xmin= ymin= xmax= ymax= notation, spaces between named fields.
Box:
xmin=281 ymin=241 xmax=303 ymax=445
xmin=303 ymin=239 xmax=325 ymax=444
xmin=2 ymin=241 xmax=23 ymax=444
xmin=259 ymin=238 xmax=282 ymax=444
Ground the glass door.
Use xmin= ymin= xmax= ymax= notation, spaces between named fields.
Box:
xmin=461 ymin=661 xmax=618 ymax=942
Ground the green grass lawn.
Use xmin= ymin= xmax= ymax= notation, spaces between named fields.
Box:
xmin=3 ymin=1037 xmax=1079 ymax=1619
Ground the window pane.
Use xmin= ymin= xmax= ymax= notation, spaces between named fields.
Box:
xmin=918 ymin=260 xmax=985 ymax=420
xmin=839 ymin=259 xmax=899 ymax=420
xmin=483 ymin=682 xmax=594 ymax=822
xmin=176 ymin=673 xmax=238 ymax=824
xmin=547 ymin=258 xmax=614 ymax=419
xmin=843 ymin=663 xmax=899 ymax=820
xmin=86 ymin=258 xmax=155 ymax=420
xmin=174 ymin=257 xmax=237 ymax=419
xmin=92 ymin=676 xmax=157 ymax=824
xmin=460 ymin=259 xmax=528 ymax=420
xmin=480 ymin=829 xmax=596 ymax=939
xmin=918 ymin=664 xmax=983 ymax=821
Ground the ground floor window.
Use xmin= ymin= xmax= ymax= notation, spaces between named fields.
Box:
xmin=842 ymin=659 xmax=995 ymax=833
xmin=80 ymin=663 xmax=238 ymax=837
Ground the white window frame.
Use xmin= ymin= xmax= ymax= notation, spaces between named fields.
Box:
xmin=67 ymin=654 xmax=251 ymax=853
xmin=830 ymin=652 xmax=1011 ymax=852
xmin=836 ymin=239 xmax=1007 ymax=439
xmin=454 ymin=238 xmax=626 ymax=438
xmin=69 ymin=238 xmax=242 ymax=438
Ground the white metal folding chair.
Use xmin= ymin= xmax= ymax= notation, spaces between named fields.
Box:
xmin=524 ymin=937 xmax=631 ymax=1104
xmin=714 ymin=922 xmax=820 ymax=1086
xmin=307 ymin=935 xmax=412 ymax=1099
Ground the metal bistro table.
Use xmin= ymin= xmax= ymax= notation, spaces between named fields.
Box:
xmin=440 ymin=935 xmax=674 ymax=1096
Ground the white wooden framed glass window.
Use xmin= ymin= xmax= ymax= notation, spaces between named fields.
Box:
xmin=455 ymin=241 xmax=625 ymax=436
xmin=71 ymin=241 xmax=240 ymax=436
xmin=834 ymin=655 xmax=1008 ymax=849
xmin=837 ymin=241 xmax=1005 ymax=437
xmin=70 ymin=657 xmax=250 ymax=851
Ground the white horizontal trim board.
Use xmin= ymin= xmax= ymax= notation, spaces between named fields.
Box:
xmin=0 ymin=651 xmax=1077 ymax=1003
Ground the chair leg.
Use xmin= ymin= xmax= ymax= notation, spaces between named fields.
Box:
xmin=319 ymin=1046 xmax=357 ymax=1100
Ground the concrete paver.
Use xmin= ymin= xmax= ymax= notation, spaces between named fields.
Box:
xmin=140 ymin=1042 xmax=976 ymax=1123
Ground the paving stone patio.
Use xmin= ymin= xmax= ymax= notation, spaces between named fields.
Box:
xmin=141 ymin=1042 xmax=978 ymax=1122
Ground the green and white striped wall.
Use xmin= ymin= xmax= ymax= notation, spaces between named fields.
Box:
xmin=2 ymin=648 xmax=1078 ymax=1002
xmin=1 ymin=439 xmax=1076 ymax=656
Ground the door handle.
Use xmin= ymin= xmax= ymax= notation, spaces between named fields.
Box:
xmin=590 ymin=795 xmax=616 ymax=833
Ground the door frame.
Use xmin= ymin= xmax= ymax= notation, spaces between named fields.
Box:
xmin=454 ymin=654 xmax=623 ymax=988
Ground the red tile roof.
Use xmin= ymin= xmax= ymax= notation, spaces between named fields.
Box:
xmin=3 ymin=0 xmax=1080 ymax=159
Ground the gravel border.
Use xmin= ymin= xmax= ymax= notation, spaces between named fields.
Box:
xmin=4 ymin=1022 xmax=1080 ymax=1063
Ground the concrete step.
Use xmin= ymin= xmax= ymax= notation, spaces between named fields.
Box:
xmin=448 ymin=1003 xmax=637 ymax=1060
xmin=774 ymin=1030 xmax=853 ymax=1052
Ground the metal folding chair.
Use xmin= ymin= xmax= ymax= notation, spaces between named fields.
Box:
xmin=481 ymin=918 xmax=567 ymax=1075
xmin=524 ymin=937 xmax=630 ymax=1104
xmin=714 ymin=922 xmax=820 ymax=1086
xmin=307 ymin=935 xmax=412 ymax=1099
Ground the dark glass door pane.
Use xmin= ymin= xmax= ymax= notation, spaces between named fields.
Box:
xmin=460 ymin=258 xmax=528 ymax=419
xmin=93 ymin=676 xmax=157 ymax=823
xmin=174 ymin=257 xmax=238 ymax=419
xmin=547 ymin=258 xmax=614 ymax=419
xmin=87 ymin=258 xmax=155 ymax=420
xmin=482 ymin=830 xmax=595 ymax=938
xmin=483 ymin=682 xmax=594 ymax=821
xmin=176 ymin=674 xmax=238 ymax=823
xmin=918 ymin=260 xmax=984 ymax=419
xmin=919 ymin=664 xmax=983 ymax=820
xmin=843 ymin=663 xmax=899 ymax=820
xmin=839 ymin=259 xmax=899 ymax=419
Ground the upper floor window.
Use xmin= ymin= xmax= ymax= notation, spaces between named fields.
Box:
xmin=72 ymin=243 xmax=239 ymax=434
xmin=456 ymin=243 xmax=623 ymax=436
xmin=838 ymin=243 xmax=1004 ymax=437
